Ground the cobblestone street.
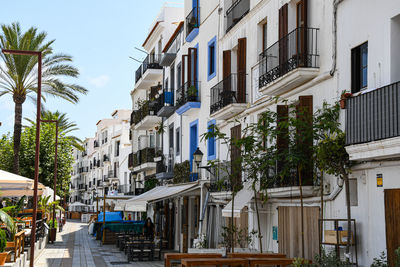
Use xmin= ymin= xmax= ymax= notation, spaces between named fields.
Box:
xmin=34 ymin=221 xmax=163 ymax=267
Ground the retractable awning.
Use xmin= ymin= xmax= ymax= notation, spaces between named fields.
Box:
xmin=0 ymin=170 xmax=46 ymax=197
xmin=222 ymin=182 xmax=253 ymax=218
xmin=124 ymin=183 xmax=199 ymax=212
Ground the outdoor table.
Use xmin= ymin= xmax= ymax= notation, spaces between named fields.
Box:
xmin=227 ymin=252 xmax=286 ymax=258
xmin=247 ymin=257 xmax=295 ymax=267
xmin=181 ymin=258 xmax=249 ymax=267
xmin=164 ymin=253 xmax=223 ymax=267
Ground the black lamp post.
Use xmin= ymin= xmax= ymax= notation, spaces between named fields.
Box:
xmin=193 ymin=147 xmax=203 ymax=180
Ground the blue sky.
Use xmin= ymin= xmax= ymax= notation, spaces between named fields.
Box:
xmin=0 ymin=0 xmax=182 ymax=139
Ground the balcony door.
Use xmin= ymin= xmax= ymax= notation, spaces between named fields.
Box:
xmin=279 ymin=4 xmax=288 ymax=68
xmin=230 ymin=125 xmax=242 ymax=189
xmin=237 ymin=38 xmax=246 ymax=103
xmin=296 ymin=0 xmax=308 ymax=66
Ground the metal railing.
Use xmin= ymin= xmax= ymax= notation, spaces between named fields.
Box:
xmin=131 ymin=147 xmax=156 ymax=168
xmin=128 ymin=153 xmax=134 ymax=169
xmin=103 ymin=154 xmax=110 ymax=162
xmin=94 ymin=140 xmax=99 ymax=148
xmin=186 ymin=7 xmax=200 ymax=36
xmin=118 ymin=184 xmax=133 ymax=194
xmin=176 ymin=81 xmax=200 ymax=108
xmin=210 ymin=73 xmax=246 ymax=114
xmin=135 ymin=54 xmax=162 ymax=83
xmin=226 ymin=0 xmax=250 ymax=33
xmin=78 ymin=167 xmax=89 ymax=173
xmin=259 ymin=27 xmax=319 ymax=88
xmin=346 ymin=81 xmax=400 ymax=145
xmin=131 ymin=100 xmax=161 ymax=125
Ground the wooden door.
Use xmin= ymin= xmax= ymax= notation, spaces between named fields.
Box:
xmin=278 ymin=206 xmax=319 ymax=260
xmin=277 ymin=105 xmax=289 ymax=185
xmin=230 ymin=125 xmax=242 ymax=190
xmin=279 ymin=4 xmax=288 ymax=67
xmin=296 ymin=0 xmax=308 ymax=66
xmin=385 ymin=189 xmax=400 ymax=266
xmin=237 ymin=38 xmax=246 ymax=103
xmin=222 ymin=50 xmax=232 ymax=106
xmin=223 ymin=50 xmax=231 ymax=80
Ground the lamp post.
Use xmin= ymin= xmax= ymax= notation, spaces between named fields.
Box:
xmin=92 ymin=187 xmax=98 ymax=219
xmin=41 ymin=119 xmax=59 ymax=237
xmin=193 ymin=147 xmax=203 ymax=180
xmin=102 ymin=180 xmax=110 ymax=244
xmin=2 ymin=49 xmax=42 ymax=267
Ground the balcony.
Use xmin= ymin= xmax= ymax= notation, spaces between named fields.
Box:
xmin=118 ymin=184 xmax=134 ymax=195
xmin=210 ymin=73 xmax=247 ymax=119
xmin=155 ymin=154 xmax=174 ymax=180
xmin=157 ymin=90 xmax=175 ymax=117
xmin=132 ymin=147 xmax=157 ymax=172
xmin=186 ymin=7 xmax=200 ymax=42
xmin=258 ymin=27 xmax=319 ymax=96
xmin=226 ymin=0 xmax=250 ymax=33
xmin=176 ymin=81 xmax=201 ymax=115
xmin=128 ymin=153 xmax=134 ymax=170
xmin=345 ymin=81 xmax=400 ymax=161
xmin=132 ymin=100 xmax=162 ymax=131
xmin=135 ymin=54 xmax=163 ymax=90
xmin=104 ymin=170 xmax=118 ymax=182
xmin=78 ymin=167 xmax=89 ymax=174
xmin=94 ymin=140 xmax=99 ymax=148
xmin=103 ymin=154 xmax=110 ymax=163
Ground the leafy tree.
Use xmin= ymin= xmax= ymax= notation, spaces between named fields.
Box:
xmin=0 ymin=22 xmax=87 ymax=174
xmin=24 ymin=109 xmax=83 ymax=150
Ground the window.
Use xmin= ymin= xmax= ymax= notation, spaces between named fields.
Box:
xmin=207 ymin=120 xmax=216 ymax=160
xmin=262 ymin=22 xmax=267 ymax=51
xmin=176 ymin=127 xmax=180 ymax=155
xmin=208 ymin=36 xmax=217 ymax=81
xmin=115 ymin=141 xmax=120 ymax=157
xmin=351 ymin=42 xmax=368 ymax=93
xmin=177 ymin=63 xmax=182 ymax=89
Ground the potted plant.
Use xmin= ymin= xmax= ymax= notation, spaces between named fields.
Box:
xmin=48 ymin=219 xmax=58 ymax=243
xmin=340 ymin=91 xmax=352 ymax=109
xmin=0 ymin=229 xmax=8 ymax=265
xmin=187 ymin=85 xmax=197 ymax=101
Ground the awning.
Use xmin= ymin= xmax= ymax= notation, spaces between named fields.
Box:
xmin=114 ymin=200 xmax=126 ymax=211
xmin=42 ymin=187 xmax=61 ymax=200
xmin=0 ymin=170 xmax=46 ymax=197
xmin=222 ymin=182 xmax=253 ymax=218
xmin=124 ymin=183 xmax=199 ymax=212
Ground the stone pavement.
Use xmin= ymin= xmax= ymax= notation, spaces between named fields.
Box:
xmin=34 ymin=220 xmax=163 ymax=267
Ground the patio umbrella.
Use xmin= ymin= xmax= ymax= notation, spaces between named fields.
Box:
xmin=0 ymin=170 xmax=45 ymax=197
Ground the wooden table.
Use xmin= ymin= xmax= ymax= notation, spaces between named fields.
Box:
xmin=181 ymin=258 xmax=249 ymax=267
xmin=247 ymin=257 xmax=294 ymax=267
xmin=227 ymin=252 xmax=286 ymax=258
xmin=164 ymin=253 xmax=222 ymax=267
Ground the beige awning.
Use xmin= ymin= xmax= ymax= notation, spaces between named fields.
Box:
xmin=124 ymin=183 xmax=199 ymax=212
xmin=0 ymin=170 xmax=46 ymax=197
xmin=222 ymin=182 xmax=253 ymax=218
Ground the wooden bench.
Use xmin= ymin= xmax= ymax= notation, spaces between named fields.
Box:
xmin=6 ymin=231 xmax=25 ymax=262
xmin=247 ymin=257 xmax=295 ymax=267
xmin=164 ymin=253 xmax=223 ymax=267
xmin=181 ymin=258 xmax=249 ymax=267
xmin=227 ymin=252 xmax=286 ymax=258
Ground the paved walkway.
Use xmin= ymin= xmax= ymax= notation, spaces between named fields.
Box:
xmin=35 ymin=220 xmax=163 ymax=267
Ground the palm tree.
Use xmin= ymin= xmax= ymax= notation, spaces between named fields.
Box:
xmin=0 ymin=22 xmax=87 ymax=174
xmin=25 ymin=109 xmax=84 ymax=150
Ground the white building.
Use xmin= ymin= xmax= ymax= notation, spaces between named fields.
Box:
xmin=119 ymin=0 xmax=400 ymax=265
xmin=69 ymin=109 xmax=133 ymax=212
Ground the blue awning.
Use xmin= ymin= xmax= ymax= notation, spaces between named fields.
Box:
xmin=97 ymin=211 xmax=123 ymax=222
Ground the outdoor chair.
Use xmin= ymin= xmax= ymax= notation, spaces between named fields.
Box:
xmin=153 ymin=238 xmax=162 ymax=261
xmin=127 ymin=239 xmax=142 ymax=262
xmin=5 ymin=231 xmax=25 ymax=262
xmin=141 ymin=240 xmax=153 ymax=261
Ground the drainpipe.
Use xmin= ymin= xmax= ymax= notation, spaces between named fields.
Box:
xmin=330 ymin=0 xmax=345 ymax=76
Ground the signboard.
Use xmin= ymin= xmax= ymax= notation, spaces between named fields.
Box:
xmin=272 ymin=226 xmax=278 ymax=241
xmin=377 ymin=174 xmax=383 ymax=187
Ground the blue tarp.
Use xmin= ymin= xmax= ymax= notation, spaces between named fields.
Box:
xmin=97 ymin=211 xmax=123 ymax=222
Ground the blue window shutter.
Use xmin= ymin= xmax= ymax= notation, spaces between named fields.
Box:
xmin=207 ymin=120 xmax=216 ymax=160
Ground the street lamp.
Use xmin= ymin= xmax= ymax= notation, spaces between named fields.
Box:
xmin=102 ymin=180 xmax=110 ymax=244
xmin=92 ymin=187 xmax=98 ymax=219
xmin=2 ymin=49 xmax=42 ymax=267
xmin=193 ymin=147 xmax=203 ymax=180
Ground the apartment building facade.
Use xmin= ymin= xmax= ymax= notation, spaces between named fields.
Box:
xmin=119 ymin=0 xmax=400 ymax=265
xmin=69 ymin=109 xmax=133 ymax=212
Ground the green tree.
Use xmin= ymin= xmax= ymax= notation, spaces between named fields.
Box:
xmin=0 ymin=22 xmax=87 ymax=174
xmin=25 ymin=109 xmax=83 ymax=150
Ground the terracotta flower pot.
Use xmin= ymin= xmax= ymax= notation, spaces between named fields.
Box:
xmin=0 ymin=252 xmax=9 ymax=266
xmin=340 ymin=98 xmax=346 ymax=109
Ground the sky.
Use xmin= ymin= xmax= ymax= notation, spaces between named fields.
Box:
xmin=0 ymin=0 xmax=183 ymax=139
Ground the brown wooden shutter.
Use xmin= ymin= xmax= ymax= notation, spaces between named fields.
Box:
xmin=297 ymin=0 xmax=308 ymax=66
xmin=223 ymin=50 xmax=231 ymax=80
xmin=385 ymin=189 xmax=400 ymax=267
xmin=187 ymin=50 xmax=192 ymax=85
xmin=297 ymin=95 xmax=313 ymax=185
xmin=237 ymin=38 xmax=246 ymax=103
xmin=181 ymin=55 xmax=186 ymax=87
xmin=279 ymin=4 xmax=288 ymax=67
xmin=277 ymin=105 xmax=289 ymax=182
xmin=188 ymin=47 xmax=197 ymax=85
xmin=230 ymin=125 xmax=242 ymax=190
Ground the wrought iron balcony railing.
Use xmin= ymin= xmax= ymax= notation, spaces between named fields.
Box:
xmin=131 ymin=100 xmax=161 ymax=125
xmin=259 ymin=27 xmax=319 ymax=88
xmin=176 ymin=81 xmax=200 ymax=108
xmin=131 ymin=147 xmax=156 ymax=168
xmin=186 ymin=7 xmax=200 ymax=36
xmin=345 ymin=81 xmax=400 ymax=145
xmin=135 ymin=54 xmax=162 ymax=83
xmin=210 ymin=73 xmax=246 ymax=114
xmin=226 ymin=0 xmax=250 ymax=33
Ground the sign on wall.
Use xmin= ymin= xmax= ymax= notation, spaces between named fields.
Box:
xmin=377 ymin=173 xmax=383 ymax=187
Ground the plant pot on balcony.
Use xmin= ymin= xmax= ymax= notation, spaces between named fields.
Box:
xmin=0 ymin=252 xmax=9 ymax=266
xmin=48 ymin=228 xmax=57 ymax=243
xmin=340 ymin=92 xmax=352 ymax=109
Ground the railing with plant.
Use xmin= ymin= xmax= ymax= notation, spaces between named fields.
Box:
xmin=176 ymin=81 xmax=200 ymax=108
xmin=131 ymin=99 xmax=161 ymax=125
xmin=135 ymin=54 xmax=162 ymax=83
